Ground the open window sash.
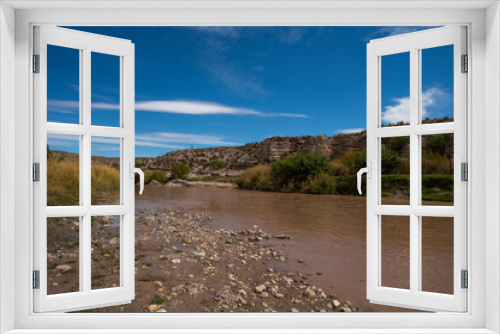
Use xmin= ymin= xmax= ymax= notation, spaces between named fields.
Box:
xmin=33 ymin=26 xmax=135 ymax=312
xmin=366 ymin=26 xmax=467 ymax=312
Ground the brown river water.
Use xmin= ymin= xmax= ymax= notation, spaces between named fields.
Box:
xmin=136 ymin=186 xmax=454 ymax=312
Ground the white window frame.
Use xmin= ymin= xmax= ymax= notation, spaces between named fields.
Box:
xmin=0 ymin=1 xmax=499 ymax=333
xmin=33 ymin=26 xmax=136 ymax=313
xmin=366 ymin=26 xmax=468 ymax=312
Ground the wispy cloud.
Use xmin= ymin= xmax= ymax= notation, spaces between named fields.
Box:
xmin=47 ymin=133 xmax=121 ymax=153
xmin=276 ymin=27 xmax=308 ymax=44
xmin=381 ymin=87 xmax=448 ymax=124
xmin=189 ymin=26 xmax=242 ymax=38
xmin=136 ymin=132 xmax=241 ymax=148
xmin=335 ymin=128 xmax=365 ymax=134
xmin=47 ymin=99 xmax=308 ymax=118
xmin=370 ymin=26 xmax=438 ymax=40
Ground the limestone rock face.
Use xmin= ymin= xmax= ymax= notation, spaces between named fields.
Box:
xmin=136 ymin=132 xmax=367 ymax=175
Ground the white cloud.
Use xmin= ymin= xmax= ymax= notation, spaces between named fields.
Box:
xmin=48 ymin=99 xmax=308 ymax=118
xmin=381 ymin=96 xmax=411 ymax=124
xmin=335 ymin=128 xmax=365 ymax=134
xmin=136 ymin=132 xmax=241 ymax=147
xmin=381 ymin=87 xmax=448 ymax=124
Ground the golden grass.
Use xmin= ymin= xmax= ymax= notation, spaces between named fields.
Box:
xmin=236 ymin=164 xmax=272 ymax=190
xmin=47 ymin=158 xmax=120 ymax=206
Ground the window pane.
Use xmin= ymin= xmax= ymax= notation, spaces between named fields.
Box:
xmin=91 ymin=137 xmax=121 ymax=205
xmin=47 ymin=45 xmax=80 ymax=124
xmin=421 ymin=45 xmax=454 ymax=124
xmin=381 ymin=52 xmax=410 ymax=127
xmin=47 ymin=217 xmax=80 ymax=295
xmin=421 ymin=216 xmax=454 ymax=294
xmin=92 ymin=215 xmax=121 ymax=290
xmin=381 ymin=137 xmax=410 ymax=205
xmin=381 ymin=215 xmax=410 ymax=290
xmin=421 ymin=134 xmax=454 ymax=205
xmin=91 ymin=52 xmax=120 ymax=127
xmin=47 ymin=134 xmax=80 ymax=206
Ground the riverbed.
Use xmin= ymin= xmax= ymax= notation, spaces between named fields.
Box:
xmin=136 ymin=186 xmax=454 ymax=312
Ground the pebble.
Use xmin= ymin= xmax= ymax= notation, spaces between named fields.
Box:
xmin=148 ymin=304 xmax=159 ymax=312
xmin=304 ymin=289 xmax=316 ymax=298
xmin=260 ymin=292 xmax=269 ymax=299
xmin=55 ymin=264 xmax=72 ymax=273
xmin=291 ymin=308 xmax=299 ymax=312
xmin=255 ymin=284 xmax=267 ymax=293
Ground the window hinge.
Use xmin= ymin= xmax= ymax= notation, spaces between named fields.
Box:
xmin=461 ymin=54 xmax=468 ymax=73
xmin=33 ymin=163 xmax=40 ymax=182
xmin=461 ymin=162 xmax=468 ymax=182
xmin=33 ymin=54 xmax=40 ymax=73
xmin=461 ymin=270 xmax=468 ymax=289
xmin=33 ymin=270 xmax=40 ymax=289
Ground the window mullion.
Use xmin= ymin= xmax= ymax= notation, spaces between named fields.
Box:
xmin=82 ymin=47 xmax=92 ymax=294
xmin=409 ymin=48 xmax=420 ymax=294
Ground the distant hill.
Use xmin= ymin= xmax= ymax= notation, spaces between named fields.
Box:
xmin=136 ymin=131 xmax=367 ymax=176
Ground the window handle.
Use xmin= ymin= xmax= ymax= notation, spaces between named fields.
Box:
xmin=357 ymin=162 xmax=371 ymax=195
xmin=130 ymin=162 xmax=144 ymax=195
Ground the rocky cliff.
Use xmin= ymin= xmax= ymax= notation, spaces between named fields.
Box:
xmin=137 ymin=132 xmax=367 ymax=176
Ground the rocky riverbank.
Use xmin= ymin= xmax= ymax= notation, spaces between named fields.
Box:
xmin=149 ymin=179 xmax=238 ymax=189
xmin=48 ymin=208 xmax=360 ymax=313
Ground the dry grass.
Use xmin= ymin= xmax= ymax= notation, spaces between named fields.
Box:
xmin=236 ymin=164 xmax=272 ymax=190
xmin=47 ymin=158 xmax=120 ymax=206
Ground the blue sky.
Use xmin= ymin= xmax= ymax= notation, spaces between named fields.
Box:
xmin=47 ymin=26 xmax=453 ymax=157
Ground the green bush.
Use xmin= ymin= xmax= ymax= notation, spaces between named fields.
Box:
xmin=171 ymin=163 xmax=190 ymax=180
xmin=213 ymin=160 xmax=227 ymax=169
xmin=338 ymin=151 xmax=366 ymax=172
xmin=271 ymin=153 xmax=331 ymax=190
xmin=305 ymin=173 xmax=337 ymax=194
xmin=386 ymin=136 xmax=407 ymax=155
xmin=427 ymin=134 xmax=445 ymax=154
xmin=381 ymin=150 xmax=402 ymax=174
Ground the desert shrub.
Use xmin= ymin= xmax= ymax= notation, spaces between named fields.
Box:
xmin=213 ymin=160 xmax=227 ymax=169
xmin=381 ymin=150 xmax=402 ymax=174
xmin=381 ymin=174 xmax=410 ymax=197
xmin=385 ymin=136 xmax=407 ymax=155
xmin=422 ymin=152 xmax=453 ymax=175
xmin=236 ymin=165 xmax=272 ymax=190
xmin=422 ymin=174 xmax=454 ymax=191
xmin=171 ymin=163 xmax=190 ymax=180
xmin=338 ymin=151 xmax=366 ymax=172
xmin=271 ymin=153 xmax=331 ymax=190
xmin=331 ymin=161 xmax=350 ymax=176
xmin=334 ymin=175 xmax=359 ymax=195
xmin=427 ymin=134 xmax=445 ymax=154
xmin=398 ymin=156 xmax=410 ymax=174
xmin=305 ymin=173 xmax=337 ymax=194
xmin=142 ymin=170 xmax=169 ymax=184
